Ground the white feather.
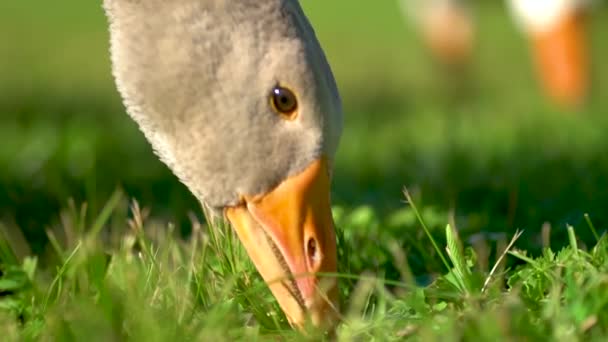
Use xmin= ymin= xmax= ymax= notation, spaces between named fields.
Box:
xmin=507 ymin=0 xmax=591 ymax=33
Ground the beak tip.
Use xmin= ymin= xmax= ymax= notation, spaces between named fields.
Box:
xmin=301 ymin=282 xmax=341 ymax=330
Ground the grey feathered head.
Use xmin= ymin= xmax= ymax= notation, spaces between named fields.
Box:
xmin=104 ymin=0 xmax=342 ymax=209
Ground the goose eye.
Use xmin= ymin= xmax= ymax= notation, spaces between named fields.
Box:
xmin=271 ymin=86 xmax=298 ymax=117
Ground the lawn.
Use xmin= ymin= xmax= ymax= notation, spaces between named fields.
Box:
xmin=1 ymin=1 xmax=607 ymax=340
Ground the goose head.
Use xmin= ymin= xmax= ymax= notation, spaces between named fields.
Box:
xmin=400 ymin=0 xmax=474 ymax=67
xmin=508 ymin=0 xmax=590 ymax=108
xmin=103 ymin=0 xmax=343 ymax=329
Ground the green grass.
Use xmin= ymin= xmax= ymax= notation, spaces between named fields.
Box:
xmin=2 ymin=0 xmax=608 ymax=340
xmin=0 ymin=192 xmax=606 ymax=340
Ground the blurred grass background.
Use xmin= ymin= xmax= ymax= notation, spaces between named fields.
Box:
xmin=1 ymin=1 xmax=607 ymax=255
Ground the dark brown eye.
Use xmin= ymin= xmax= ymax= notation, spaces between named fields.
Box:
xmin=271 ymin=86 xmax=298 ymax=118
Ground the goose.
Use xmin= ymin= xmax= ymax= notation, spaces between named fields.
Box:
xmin=508 ymin=0 xmax=592 ymax=108
xmin=399 ymin=0 xmax=475 ymax=68
xmin=102 ymin=0 xmax=343 ymax=329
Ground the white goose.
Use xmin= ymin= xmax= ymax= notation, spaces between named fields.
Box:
xmin=103 ymin=0 xmax=343 ymax=329
xmin=508 ymin=0 xmax=592 ymax=108
xmin=399 ymin=0 xmax=475 ymax=67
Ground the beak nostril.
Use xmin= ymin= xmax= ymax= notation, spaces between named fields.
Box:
xmin=307 ymin=237 xmax=320 ymax=268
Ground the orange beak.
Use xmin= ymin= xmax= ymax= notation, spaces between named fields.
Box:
xmin=225 ymin=159 xmax=339 ymax=329
xmin=531 ymin=9 xmax=589 ymax=108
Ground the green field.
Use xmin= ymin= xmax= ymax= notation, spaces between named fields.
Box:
xmin=1 ymin=1 xmax=607 ymax=340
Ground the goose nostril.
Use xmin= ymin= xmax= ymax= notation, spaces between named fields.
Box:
xmin=307 ymin=237 xmax=320 ymax=269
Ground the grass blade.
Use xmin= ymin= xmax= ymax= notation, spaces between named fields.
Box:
xmin=583 ymin=214 xmax=601 ymax=242
xmin=403 ymin=187 xmax=450 ymax=273
xmin=567 ymin=225 xmax=578 ymax=257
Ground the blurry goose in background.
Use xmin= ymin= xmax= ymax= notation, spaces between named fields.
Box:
xmin=103 ymin=0 xmax=343 ymax=330
xmin=508 ymin=0 xmax=593 ymax=109
xmin=399 ymin=0 xmax=475 ymax=68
